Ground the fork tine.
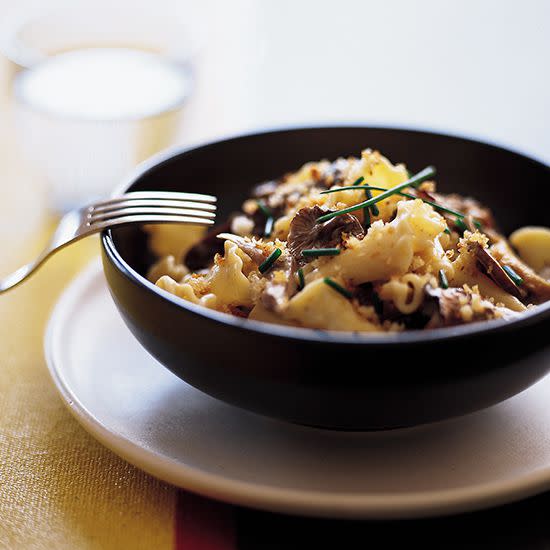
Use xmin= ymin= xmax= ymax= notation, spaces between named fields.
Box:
xmin=94 ymin=191 xmax=217 ymax=209
xmin=90 ymin=214 xmax=215 ymax=232
xmin=90 ymin=206 xmax=216 ymax=223
xmin=92 ymin=198 xmax=216 ymax=214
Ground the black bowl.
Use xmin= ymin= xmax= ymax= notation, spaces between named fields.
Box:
xmin=101 ymin=126 xmax=550 ymax=430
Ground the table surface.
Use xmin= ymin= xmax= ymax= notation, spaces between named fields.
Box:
xmin=0 ymin=2 xmax=549 ymax=548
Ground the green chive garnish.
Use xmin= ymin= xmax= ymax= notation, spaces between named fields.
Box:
xmin=353 ymin=175 xmax=376 ymax=224
xmin=316 ymin=166 xmax=436 ymax=223
xmin=502 ymin=265 xmax=524 ymax=286
xmin=352 ymin=176 xmax=373 ymax=223
xmin=323 ymin=277 xmax=353 ymax=299
xmin=454 ymin=217 xmax=467 ymax=234
xmin=257 ymin=200 xmax=275 ymax=237
xmin=297 ymin=268 xmax=305 ymax=290
xmin=264 ymin=217 xmax=274 ymax=237
xmin=364 ymin=187 xmax=380 ymax=216
xmin=302 ymin=248 xmax=341 ymax=257
xmin=444 ymin=227 xmax=451 ymax=235
xmin=371 ymin=290 xmax=383 ymax=315
xmin=259 ymin=248 xmax=282 ymax=274
xmin=256 ymin=200 xmax=272 ymax=218
xmin=438 ymin=269 xmax=449 ymax=289
xmin=363 ymin=207 xmax=371 ymax=229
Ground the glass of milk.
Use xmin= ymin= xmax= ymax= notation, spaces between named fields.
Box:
xmin=4 ymin=1 xmax=206 ymax=212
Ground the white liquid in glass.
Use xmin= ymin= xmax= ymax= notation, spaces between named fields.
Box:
xmin=17 ymin=47 xmax=191 ymax=120
xmin=15 ymin=48 xmax=192 ymax=211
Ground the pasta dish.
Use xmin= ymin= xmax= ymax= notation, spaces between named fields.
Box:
xmin=145 ymin=149 xmax=550 ymax=332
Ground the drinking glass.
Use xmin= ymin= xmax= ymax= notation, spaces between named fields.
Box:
xmin=2 ymin=0 xmax=207 ymax=212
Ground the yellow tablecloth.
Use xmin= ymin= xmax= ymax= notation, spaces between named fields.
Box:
xmin=0 ymin=55 xmax=176 ymax=550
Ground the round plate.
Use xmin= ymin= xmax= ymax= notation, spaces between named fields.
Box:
xmin=46 ymin=262 xmax=550 ymax=519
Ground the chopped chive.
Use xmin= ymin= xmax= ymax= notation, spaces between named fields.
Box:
xmin=502 ymin=265 xmax=524 ymax=286
xmin=473 ymin=219 xmax=483 ymax=229
xmin=316 ymin=166 xmax=436 ymax=223
xmin=259 ymin=248 xmax=282 ymax=274
xmin=256 ymin=200 xmax=272 ymax=218
xmin=454 ymin=217 xmax=468 ymax=234
xmin=438 ymin=269 xmax=449 ymax=289
xmin=444 ymin=227 xmax=451 ymax=235
xmin=354 ymin=176 xmax=376 ymax=226
xmin=297 ymin=268 xmax=305 ymax=290
xmin=323 ymin=277 xmax=353 ymax=299
xmin=350 ymin=181 xmax=380 ymax=220
xmin=364 ymin=187 xmax=380 ymax=217
xmin=363 ymin=207 xmax=371 ymax=229
xmin=371 ymin=290 xmax=383 ymax=315
xmin=264 ymin=216 xmax=274 ymax=237
xmin=302 ymin=248 xmax=341 ymax=257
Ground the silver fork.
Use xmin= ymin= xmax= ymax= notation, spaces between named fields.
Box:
xmin=0 ymin=191 xmax=216 ymax=293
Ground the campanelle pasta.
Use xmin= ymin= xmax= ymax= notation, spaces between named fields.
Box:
xmin=146 ymin=149 xmax=550 ymax=332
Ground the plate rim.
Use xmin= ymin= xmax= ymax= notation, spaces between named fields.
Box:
xmin=44 ymin=261 xmax=550 ymax=519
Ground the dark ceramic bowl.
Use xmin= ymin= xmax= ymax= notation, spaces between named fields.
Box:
xmin=101 ymin=126 xmax=550 ymax=430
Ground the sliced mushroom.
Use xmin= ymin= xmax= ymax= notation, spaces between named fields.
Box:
xmin=287 ymin=206 xmax=364 ymax=262
xmin=287 ymin=205 xmax=326 ymax=257
xmin=490 ymin=240 xmax=550 ymax=303
xmin=424 ymin=285 xmax=519 ymax=327
xmin=466 ymin=239 xmax=526 ymax=300
xmin=216 ymin=233 xmax=267 ymax=264
xmin=320 ymin=214 xmax=365 ymax=246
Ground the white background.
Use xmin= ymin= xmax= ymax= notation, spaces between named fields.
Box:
xmin=187 ymin=0 xmax=549 ymax=164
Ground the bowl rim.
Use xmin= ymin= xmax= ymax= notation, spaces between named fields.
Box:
xmin=102 ymin=124 xmax=550 ymax=346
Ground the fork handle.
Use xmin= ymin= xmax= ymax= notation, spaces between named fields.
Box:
xmin=0 ymin=260 xmax=42 ymax=293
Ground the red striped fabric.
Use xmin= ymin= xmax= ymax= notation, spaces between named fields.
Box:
xmin=174 ymin=490 xmax=237 ymax=550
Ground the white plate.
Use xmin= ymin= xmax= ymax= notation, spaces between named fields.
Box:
xmin=45 ymin=262 xmax=550 ymax=519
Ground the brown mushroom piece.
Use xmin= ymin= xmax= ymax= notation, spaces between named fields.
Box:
xmin=287 ymin=206 xmax=365 ymax=263
xmin=424 ymin=285 xmax=519 ymax=328
xmin=490 ymin=240 xmax=550 ymax=303
xmin=466 ymin=240 xmax=526 ymax=301
xmin=216 ymin=233 xmax=268 ymax=264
